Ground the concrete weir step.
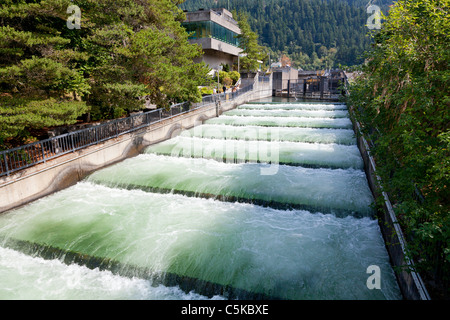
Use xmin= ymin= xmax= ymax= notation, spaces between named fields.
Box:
xmin=0 ymin=237 xmax=281 ymax=300
xmin=91 ymin=182 xmax=370 ymax=218
xmin=86 ymin=153 xmax=375 ymax=218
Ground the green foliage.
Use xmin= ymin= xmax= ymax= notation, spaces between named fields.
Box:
xmin=220 ymin=63 xmax=230 ymax=73
xmin=228 ymin=71 xmax=240 ymax=85
xmin=347 ymin=0 xmax=450 ymax=296
xmin=77 ymin=0 xmax=209 ymax=114
xmin=200 ymin=86 xmax=213 ymax=95
xmin=0 ymin=0 xmax=209 ymax=149
xmin=0 ymin=0 xmax=91 ymax=148
xmin=1 ymin=96 xmax=88 ymax=144
xmin=213 ymin=70 xmax=240 ymax=87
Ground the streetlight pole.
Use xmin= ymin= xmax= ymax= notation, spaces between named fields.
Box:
xmin=217 ymin=65 xmax=223 ymax=94
xmin=238 ymin=55 xmax=240 ymax=74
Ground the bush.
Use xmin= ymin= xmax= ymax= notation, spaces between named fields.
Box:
xmin=200 ymin=87 xmax=214 ymax=95
xmin=229 ymin=71 xmax=240 ymax=85
xmin=222 ymin=77 xmax=233 ymax=87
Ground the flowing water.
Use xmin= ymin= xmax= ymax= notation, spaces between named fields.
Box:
xmin=0 ymin=99 xmax=402 ymax=300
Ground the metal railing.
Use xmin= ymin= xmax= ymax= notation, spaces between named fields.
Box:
xmin=0 ymin=84 xmax=254 ymax=177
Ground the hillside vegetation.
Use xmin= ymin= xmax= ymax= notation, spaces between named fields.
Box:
xmin=347 ymin=0 xmax=449 ymax=299
xmin=180 ymin=0 xmax=393 ymax=69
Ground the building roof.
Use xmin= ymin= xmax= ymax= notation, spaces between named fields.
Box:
xmin=184 ymin=8 xmax=241 ymax=34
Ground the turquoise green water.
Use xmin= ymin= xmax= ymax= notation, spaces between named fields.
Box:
xmin=0 ymin=100 xmax=402 ymax=300
xmin=0 ymin=183 xmax=400 ymax=300
xmin=87 ymin=154 xmax=373 ymax=216
xmin=0 ymin=246 xmax=220 ymax=300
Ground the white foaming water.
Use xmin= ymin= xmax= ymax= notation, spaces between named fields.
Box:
xmin=239 ymin=103 xmax=348 ymax=111
xmin=224 ymin=109 xmax=350 ymax=118
xmin=182 ymin=125 xmax=357 ymax=145
xmin=205 ymin=115 xmax=353 ymax=129
xmin=145 ymin=136 xmax=364 ymax=169
xmin=0 ymin=246 xmax=222 ymax=300
xmin=87 ymin=154 xmax=374 ymax=216
xmin=0 ymin=100 xmax=402 ymax=300
xmin=0 ymin=183 xmax=401 ymax=300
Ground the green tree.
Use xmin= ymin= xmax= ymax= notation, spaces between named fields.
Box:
xmin=0 ymin=0 xmax=90 ymax=147
xmin=0 ymin=0 xmax=209 ymax=149
xmin=79 ymin=0 xmax=209 ymax=117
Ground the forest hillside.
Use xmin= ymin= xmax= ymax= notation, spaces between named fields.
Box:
xmin=180 ymin=0 xmax=393 ymax=69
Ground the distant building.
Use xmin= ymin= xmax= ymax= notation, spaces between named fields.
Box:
xmin=270 ymin=62 xmax=282 ymax=69
xmin=271 ymin=66 xmax=299 ymax=94
xmin=182 ymin=8 xmax=242 ymax=73
xmin=298 ymin=70 xmax=346 ymax=95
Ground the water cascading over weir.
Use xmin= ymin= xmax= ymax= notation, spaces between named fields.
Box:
xmin=0 ymin=98 xmax=402 ymax=300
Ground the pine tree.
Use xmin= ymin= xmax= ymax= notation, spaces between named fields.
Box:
xmin=0 ymin=0 xmax=209 ymax=149
xmin=0 ymin=0 xmax=90 ymax=148
xmin=235 ymin=11 xmax=266 ymax=72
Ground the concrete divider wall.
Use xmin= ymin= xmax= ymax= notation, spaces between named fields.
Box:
xmin=0 ymin=86 xmax=272 ymax=214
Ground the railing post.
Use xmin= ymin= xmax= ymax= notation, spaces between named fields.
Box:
xmin=3 ymin=152 xmax=9 ymax=176
xmin=40 ymin=143 xmax=46 ymax=163
xmin=70 ymin=134 xmax=75 ymax=152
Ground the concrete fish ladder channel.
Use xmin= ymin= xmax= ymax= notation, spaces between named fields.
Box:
xmin=0 ymin=101 xmax=402 ymax=300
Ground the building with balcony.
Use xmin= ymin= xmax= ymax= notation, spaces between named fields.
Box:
xmin=182 ymin=8 xmax=242 ymax=73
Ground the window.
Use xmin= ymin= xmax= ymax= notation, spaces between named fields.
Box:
xmin=182 ymin=21 xmax=240 ymax=47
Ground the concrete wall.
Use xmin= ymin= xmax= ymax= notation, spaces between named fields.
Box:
xmin=272 ymin=67 xmax=299 ymax=92
xmin=198 ymin=38 xmax=242 ymax=57
xmin=193 ymin=45 xmax=238 ymax=70
xmin=0 ymin=85 xmax=272 ymax=214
